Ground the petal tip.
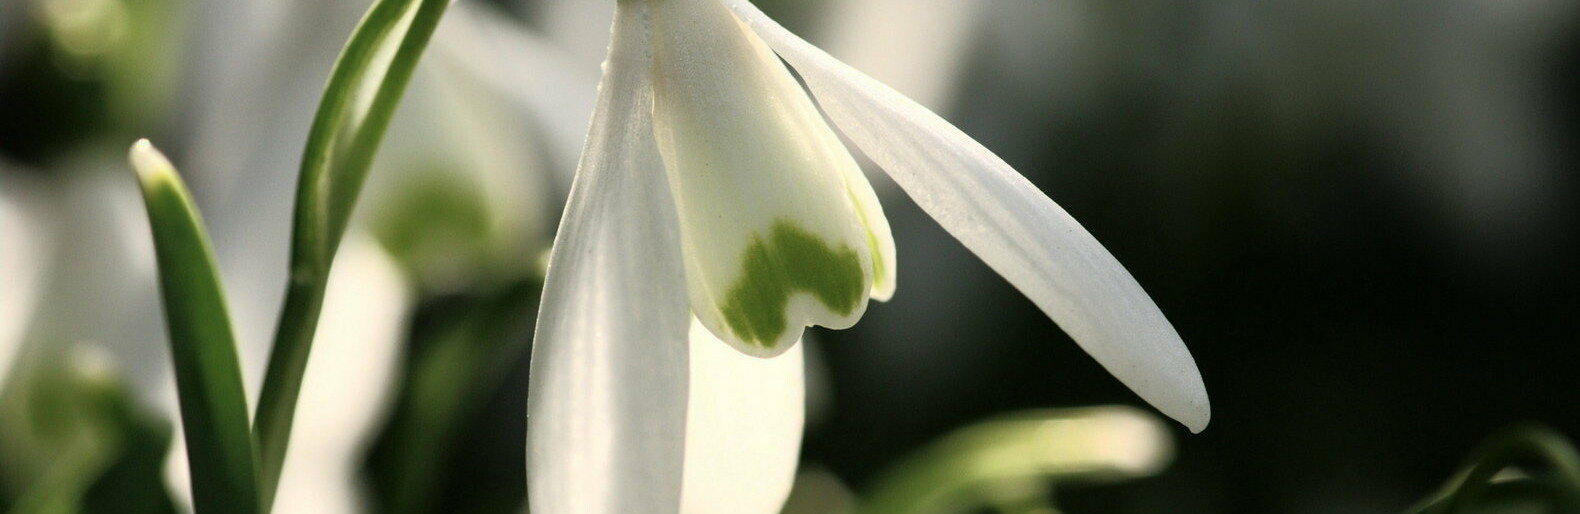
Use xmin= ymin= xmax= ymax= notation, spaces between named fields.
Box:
xmin=1167 ymin=389 xmax=1211 ymax=434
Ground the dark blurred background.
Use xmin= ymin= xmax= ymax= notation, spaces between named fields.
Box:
xmin=2 ymin=0 xmax=1578 ymax=513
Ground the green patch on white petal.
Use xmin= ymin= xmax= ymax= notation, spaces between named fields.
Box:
xmin=647 ymin=0 xmax=892 ymax=355
xmin=721 ymin=220 xmax=865 ymax=347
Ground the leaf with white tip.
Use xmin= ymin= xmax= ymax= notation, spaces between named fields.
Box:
xmin=723 ymin=0 xmax=1210 ymax=432
xmin=128 ymin=140 xmax=260 ymax=514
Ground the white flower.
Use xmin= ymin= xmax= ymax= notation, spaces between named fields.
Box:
xmin=526 ymin=0 xmax=1211 ymax=512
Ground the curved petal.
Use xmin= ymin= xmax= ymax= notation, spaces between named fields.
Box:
xmin=647 ymin=0 xmax=891 ymax=356
xmin=526 ymin=3 xmax=691 ymax=513
xmin=724 ymin=0 xmax=1210 ymax=432
xmin=681 ymin=319 xmax=805 ymax=514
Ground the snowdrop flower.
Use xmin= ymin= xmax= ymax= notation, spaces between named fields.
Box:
xmin=527 ymin=0 xmax=1210 ymax=511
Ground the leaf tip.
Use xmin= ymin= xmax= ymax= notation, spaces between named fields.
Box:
xmin=128 ymin=138 xmax=176 ymax=185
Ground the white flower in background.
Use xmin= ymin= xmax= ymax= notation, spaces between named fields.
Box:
xmin=163 ymin=2 xmax=559 ymax=512
xmin=815 ymin=0 xmax=985 ymax=113
xmin=0 ymin=172 xmax=49 ymax=389
xmin=527 ymin=0 xmax=1211 ymax=512
xmin=1 ymin=1 xmax=562 ymax=511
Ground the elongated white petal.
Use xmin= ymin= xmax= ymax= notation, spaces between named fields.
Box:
xmin=724 ymin=0 xmax=1210 ymax=432
xmin=647 ymin=0 xmax=893 ymax=355
xmin=527 ymin=3 xmax=691 ymax=513
xmin=681 ymin=320 xmax=805 ymax=514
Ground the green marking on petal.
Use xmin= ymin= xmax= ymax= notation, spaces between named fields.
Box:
xmin=721 ymin=220 xmax=866 ymax=348
xmin=852 ymin=190 xmax=888 ymax=294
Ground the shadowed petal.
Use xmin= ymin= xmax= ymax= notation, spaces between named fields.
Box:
xmin=527 ymin=2 xmax=691 ymax=513
xmin=724 ymin=0 xmax=1209 ymax=432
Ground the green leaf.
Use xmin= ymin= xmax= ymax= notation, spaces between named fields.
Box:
xmin=251 ymin=0 xmax=452 ymax=510
xmin=128 ymin=140 xmax=258 ymax=514
xmin=1406 ymin=424 xmax=1580 ymax=514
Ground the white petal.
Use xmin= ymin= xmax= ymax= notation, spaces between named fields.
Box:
xmin=681 ymin=320 xmax=805 ymax=514
xmin=527 ymin=3 xmax=691 ymax=513
xmin=724 ymin=0 xmax=1210 ymax=432
xmin=274 ymin=236 xmax=410 ymax=514
xmin=647 ymin=0 xmax=892 ymax=355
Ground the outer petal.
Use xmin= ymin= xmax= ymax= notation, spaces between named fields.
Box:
xmin=724 ymin=0 xmax=1210 ymax=432
xmin=681 ymin=320 xmax=805 ymax=514
xmin=527 ymin=3 xmax=691 ymax=513
xmin=647 ymin=0 xmax=891 ymax=355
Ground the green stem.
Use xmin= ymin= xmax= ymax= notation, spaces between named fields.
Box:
xmin=251 ymin=0 xmax=450 ymax=510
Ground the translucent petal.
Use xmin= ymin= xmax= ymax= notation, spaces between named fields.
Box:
xmin=681 ymin=320 xmax=805 ymax=514
xmin=724 ymin=0 xmax=1210 ymax=432
xmin=647 ymin=0 xmax=892 ymax=355
xmin=527 ymin=3 xmax=691 ymax=512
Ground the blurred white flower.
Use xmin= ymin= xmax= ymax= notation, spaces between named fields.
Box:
xmin=814 ymin=0 xmax=985 ymax=113
xmin=527 ymin=1 xmax=1209 ymax=512
xmin=0 ymin=170 xmax=49 ymax=389
xmin=2 ymin=1 xmax=571 ymax=511
xmin=160 ymin=2 xmax=563 ymax=512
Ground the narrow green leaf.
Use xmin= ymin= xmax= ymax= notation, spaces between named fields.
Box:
xmin=128 ymin=140 xmax=259 ymax=514
xmin=251 ymin=0 xmax=451 ymax=510
xmin=1406 ymin=424 xmax=1580 ymax=514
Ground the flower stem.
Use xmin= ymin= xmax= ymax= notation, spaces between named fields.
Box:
xmin=250 ymin=0 xmax=450 ymax=510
